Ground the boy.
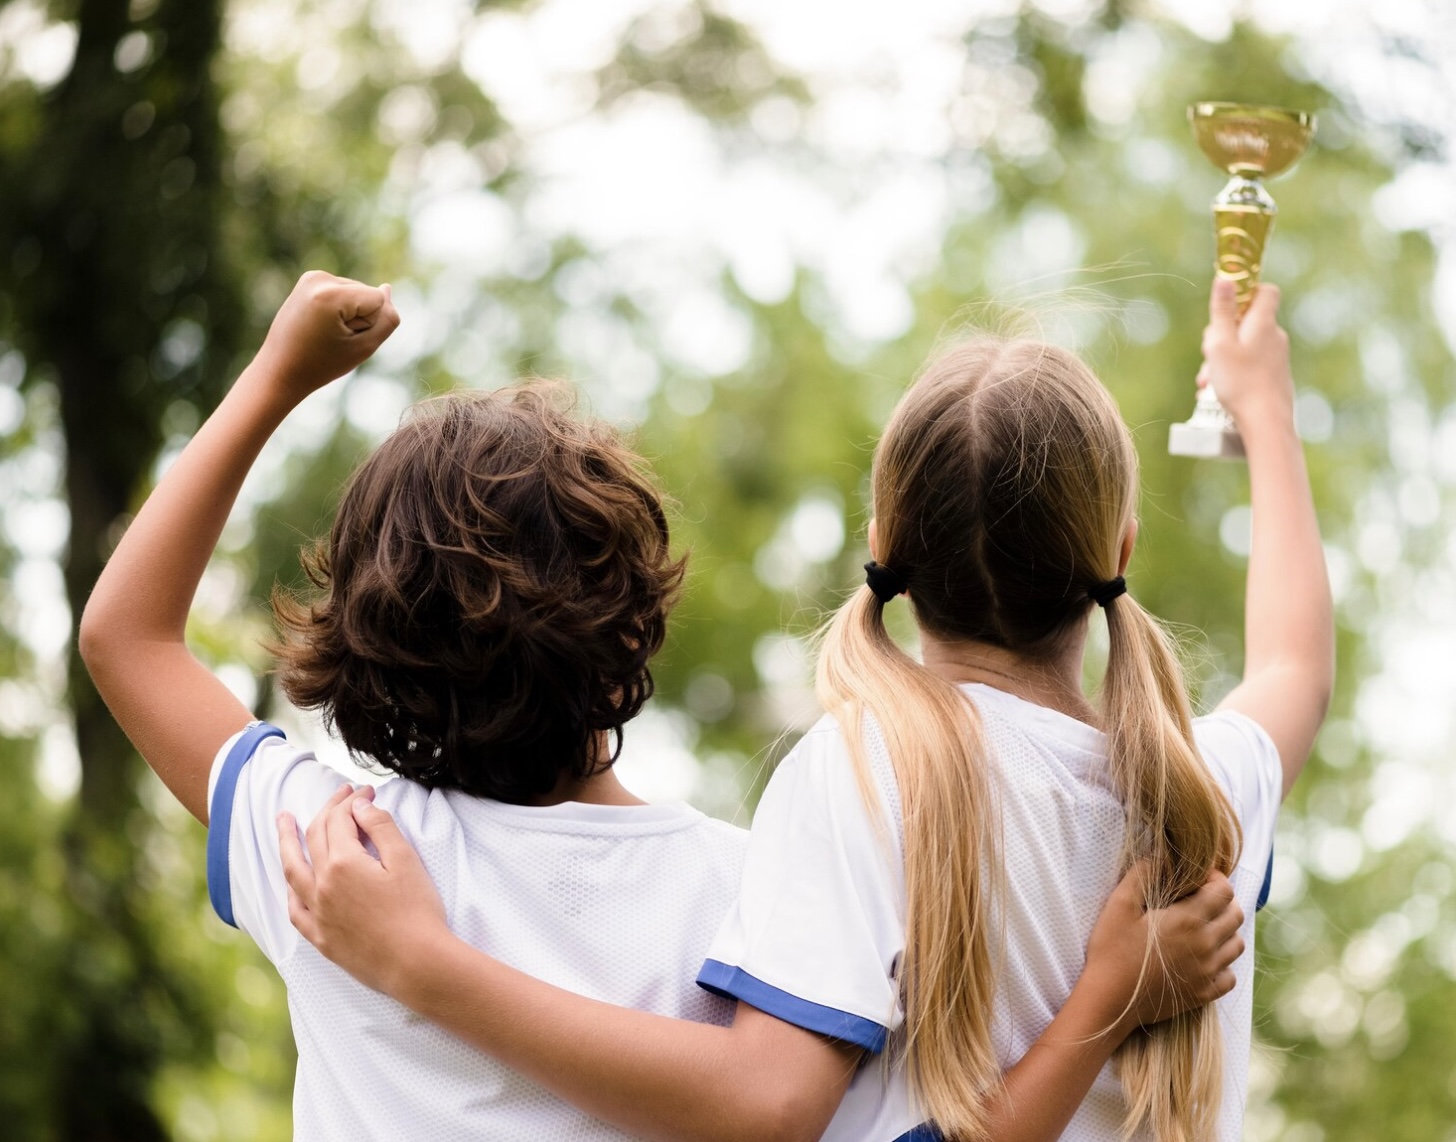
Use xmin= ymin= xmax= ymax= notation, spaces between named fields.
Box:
xmin=79 ymin=272 xmax=748 ymax=1139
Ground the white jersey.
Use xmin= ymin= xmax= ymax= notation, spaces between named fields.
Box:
xmin=208 ymin=724 xmax=748 ymax=1142
xmin=698 ymin=683 xmax=1282 ymax=1142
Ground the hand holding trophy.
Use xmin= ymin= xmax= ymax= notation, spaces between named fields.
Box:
xmin=1169 ymin=102 xmax=1315 ymax=459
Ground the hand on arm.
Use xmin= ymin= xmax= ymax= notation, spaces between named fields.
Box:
xmin=279 ymin=797 xmax=1243 ymax=1142
xmin=1202 ymin=279 xmax=1334 ymax=797
xmin=78 ymin=273 xmax=399 ymax=822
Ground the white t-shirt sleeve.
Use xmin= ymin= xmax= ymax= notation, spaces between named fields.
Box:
xmin=206 ymin=722 xmax=352 ymax=964
xmin=1193 ymin=710 xmax=1283 ymax=896
xmin=697 ymin=720 xmax=905 ymax=1053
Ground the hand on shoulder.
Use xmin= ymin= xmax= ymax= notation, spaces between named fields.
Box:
xmin=278 ymin=784 xmax=449 ymax=997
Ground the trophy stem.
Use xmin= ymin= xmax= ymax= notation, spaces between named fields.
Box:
xmin=1211 ymin=175 xmax=1275 ymax=311
xmin=1169 ymin=184 xmax=1274 ymax=459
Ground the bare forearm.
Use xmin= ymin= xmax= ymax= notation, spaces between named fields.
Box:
xmin=80 ymin=363 xmax=293 ymax=650
xmin=1201 ymin=283 xmax=1334 ymax=793
xmin=78 ymin=362 xmax=295 ymax=817
xmin=390 ymin=932 xmax=1136 ymax=1142
xmin=1240 ymin=417 xmax=1332 ymax=685
xmin=1224 ymin=413 xmax=1334 ymax=791
xmin=981 ymin=975 xmax=1131 ymax=1141
xmin=394 ymin=933 xmax=845 ymax=1142
xmin=77 ymin=273 xmax=398 ymax=822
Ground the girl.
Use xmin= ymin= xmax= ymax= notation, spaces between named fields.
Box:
xmin=280 ymin=277 xmax=1326 ymax=1140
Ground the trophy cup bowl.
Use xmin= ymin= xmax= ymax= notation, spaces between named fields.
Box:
xmin=1169 ymin=103 xmax=1315 ymax=459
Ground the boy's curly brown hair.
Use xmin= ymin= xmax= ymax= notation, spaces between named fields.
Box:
xmin=270 ymin=382 xmax=685 ymax=803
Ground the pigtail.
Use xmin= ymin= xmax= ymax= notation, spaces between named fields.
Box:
xmin=1101 ymin=593 xmax=1241 ymax=1142
xmin=817 ymin=584 xmax=1003 ymax=1140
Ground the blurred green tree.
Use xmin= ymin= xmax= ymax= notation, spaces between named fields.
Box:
xmin=0 ymin=1 xmax=1452 ymax=1140
xmin=0 ymin=1 xmax=241 ymax=1136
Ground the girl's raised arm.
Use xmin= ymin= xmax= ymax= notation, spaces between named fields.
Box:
xmin=78 ymin=273 xmax=399 ymax=822
xmin=1202 ymin=279 xmax=1335 ymax=797
xmin=277 ymin=790 xmax=1243 ymax=1142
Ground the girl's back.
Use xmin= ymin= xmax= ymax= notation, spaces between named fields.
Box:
xmin=976 ymin=686 xmax=1277 ymax=1140
xmin=704 ymin=682 xmax=1280 ymax=1142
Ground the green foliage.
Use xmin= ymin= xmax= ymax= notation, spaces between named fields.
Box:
xmin=0 ymin=735 xmax=66 ymax=1141
xmin=1 ymin=0 xmax=1452 ymax=1138
xmin=598 ymin=7 xmax=810 ymax=123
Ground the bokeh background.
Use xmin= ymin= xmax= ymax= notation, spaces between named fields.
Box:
xmin=2 ymin=0 xmax=1454 ymax=1138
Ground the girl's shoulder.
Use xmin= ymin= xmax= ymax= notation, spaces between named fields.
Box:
xmin=777 ymin=711 xmax=889 ymax=785
xmin=1190 ymin=708 xmax=1283 ymax=826
xmin=771 ymin=711 xmax=905 ymax=848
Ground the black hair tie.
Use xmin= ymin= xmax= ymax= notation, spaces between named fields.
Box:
xmin=1089 ymin=576 xmax=1127 ymax=608
xmin=864 ymin=561 xmax=908 ymax=603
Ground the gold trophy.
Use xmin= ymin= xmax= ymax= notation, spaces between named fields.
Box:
xmin=1169 ymin=102 xmax=1315 ymax=458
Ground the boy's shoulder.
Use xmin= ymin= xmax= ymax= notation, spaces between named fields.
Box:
xmin=694 ymin=812 xmax=752 ymax=862
xmin=227 ymin=729 xmax=749 ymax=853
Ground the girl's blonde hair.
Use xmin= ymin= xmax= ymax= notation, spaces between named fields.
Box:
xmin=816 ymin=339 xmax=1241 ymax=1142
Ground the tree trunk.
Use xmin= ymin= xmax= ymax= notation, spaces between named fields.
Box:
xmin=1 ymin=0 xmax=236 ymax=1135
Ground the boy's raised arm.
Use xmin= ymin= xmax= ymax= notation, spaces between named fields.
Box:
xmin=277 ymin=791 xmax=1242 ymax=1142
xmin=78 ymin=272 xmax=399 ymax=823
xmin=1204 ymin=279 xmax=1335 ymax=797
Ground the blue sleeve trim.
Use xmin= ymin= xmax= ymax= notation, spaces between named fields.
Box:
xmin=1255 ymin=849 xmax=1274 ymax=912
xmin=207 ymin=722 xmax=285 ymax=928
xmin=695 ymin=959 xmax=889 ymax=1053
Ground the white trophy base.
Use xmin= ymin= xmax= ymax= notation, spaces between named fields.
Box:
xmin=1168 ymin=420 xmax=1246 ymax=459
xmin=1168 ymin=389 xmax=1246 ymax=460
